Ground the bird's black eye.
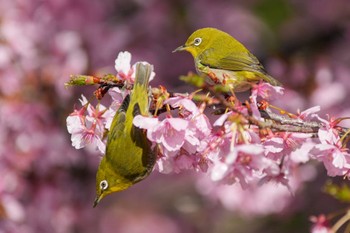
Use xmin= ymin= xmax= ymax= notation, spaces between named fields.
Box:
xmin=100 ymin=180 xmax=108 ymax=190
xmin=194 ymin=37 xmax=202 ymax=46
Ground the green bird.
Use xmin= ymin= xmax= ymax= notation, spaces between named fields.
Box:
xmin=94 ymin=63 xmax=156 ymax=207
xmin=174 ymin=27 xmax=281 ymax=92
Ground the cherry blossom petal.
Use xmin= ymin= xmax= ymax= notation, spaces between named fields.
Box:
xmin=133 ymin=115 xmax=159 ymax=129
xmin=211 ymin=162 xmax=228 ymax=181
xmin=114 ymin=51 xmax=131 ymax=74
xmin=167 ymin=118 xmax=188 ymax=131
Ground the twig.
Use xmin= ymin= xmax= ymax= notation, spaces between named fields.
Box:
xmin=205 ymin=85 xmax=322 ymax=134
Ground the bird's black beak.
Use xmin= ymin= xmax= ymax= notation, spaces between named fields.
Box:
xmin=93 ymin=195 xmax=102 ymax=208
xmin=172 ymin=45 xmax=186 ymax=53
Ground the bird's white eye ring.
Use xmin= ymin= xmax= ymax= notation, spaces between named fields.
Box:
xmin=194 ymin=37 xmax=202 ymax=46
xmin=100 ymin=180 xmax=108 ymax=190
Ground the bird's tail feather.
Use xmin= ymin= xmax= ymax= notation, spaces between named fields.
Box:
xmin=134 ymin=62 xmax=153 ymax=88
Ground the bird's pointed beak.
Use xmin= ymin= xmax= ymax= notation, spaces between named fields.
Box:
xmin=172 ymin=45 xmax=186 ymax=53
xmin=93 ymin=194 xmax=102 ymax=208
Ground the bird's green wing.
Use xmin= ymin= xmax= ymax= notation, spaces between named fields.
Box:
xmin=106 ymin=94 xmax=129 ymax=148
xmin=198 ymin=50 xmax=281 ymax=86
xmin=106 ymin=100 xmax=154 ymax=182
xmin=199 ymin=50 xmax=267 ymax=74
xmin=105 ymin=63 xmax=156 ymax=182
xmin=130 ymin=102 xmax=156 ymax=181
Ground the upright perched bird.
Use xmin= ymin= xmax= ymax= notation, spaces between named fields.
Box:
xmin=173 ymin=27 xmax=281 ymax=92
xmin=94 ymin=63 xmax=156 ymax=207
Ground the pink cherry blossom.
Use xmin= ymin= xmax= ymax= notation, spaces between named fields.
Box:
xmin=249 ymin=82 xmax=284 ymax=119
xmin=209 ymin=142 xmax=271 ymax=188
xmin=263 ymin=132 xmax=313 ymax=160
xmin=165 ymin=95 xmax=200 ymax=115
xmin=213 ymin=111 xmax=232 ymax=127
xmin=251 ymin=81 xmax=284 ymax=100
xmin=86 ymin=103 xmax=112 ymax=130
xmin=66 ymin=95 xmax=88 ymax=134
xmin=311 ymin=116 xmax=350 ymax=176
xmin=297 ymin=106 xmax=321 ymax=120
xmin=165 ymin=95 xmax=212 ymax=141
xmin=134 ymin=96 xmax=213 ymax=173
xmin=134 ymin=115 xmax=190 ymax=173
xmin=66 ymin=95 xmax=106 ymax=153
xmin=114 ymin=51 xmax=132 ymax=75
xmin=66 ymin=112 xmax=86 ymax=135
xmin=150 ymin=117 xmax=188 ymax=152
xmin=70 ymin=119 xmax=105 ymax=154
xmin=155 ymin=157 xmax=175 ymax=174
xmin=249 ymin=94 xmax=262 ymax=119
xmin=114 ymin=51 xmax=135 ymax=84
xmin=114 ymin=51 xmax=155 ymax=85
xmin=133 ymin=115 xmax=159 ymax=136
xmin=108 ymin=87 xmax=129 ymax=110
xmin=290 ymin=140 xmax=315 ymax=163
xmin=172 ymin=154 xmax=198 ymax=173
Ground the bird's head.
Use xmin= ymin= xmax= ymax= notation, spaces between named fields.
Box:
xmin=173 ymin=27 xmax=225 ymax=58
xmin=93 ymin=158 xmax=131 ymax=207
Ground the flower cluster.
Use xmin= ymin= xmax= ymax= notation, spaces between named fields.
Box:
xmin=66 ymin=95 xmax=111 ymax=154
xmin=67 ymin=51 xmax=350 ymax=193
xmin=134 ymin=95 xmax=212 ymax=173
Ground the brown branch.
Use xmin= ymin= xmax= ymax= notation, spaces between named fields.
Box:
xmin=204 ymin=85 xmax=323 ymax=134
xmin=70 ymin=73 xmax=349 ymax=138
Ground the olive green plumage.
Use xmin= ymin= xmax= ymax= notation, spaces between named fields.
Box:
xmin=94 ymin=63 xmax=155 ymax=207
xmin=174 ymin=27 xmax=281 ymax=92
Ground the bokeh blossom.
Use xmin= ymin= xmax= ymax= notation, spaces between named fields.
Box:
xmin=310 ymin=215 xmax=332 ymax=233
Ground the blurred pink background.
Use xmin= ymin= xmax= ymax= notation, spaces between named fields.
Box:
xmin=1 ymin=0 xmax=349 ymax=232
